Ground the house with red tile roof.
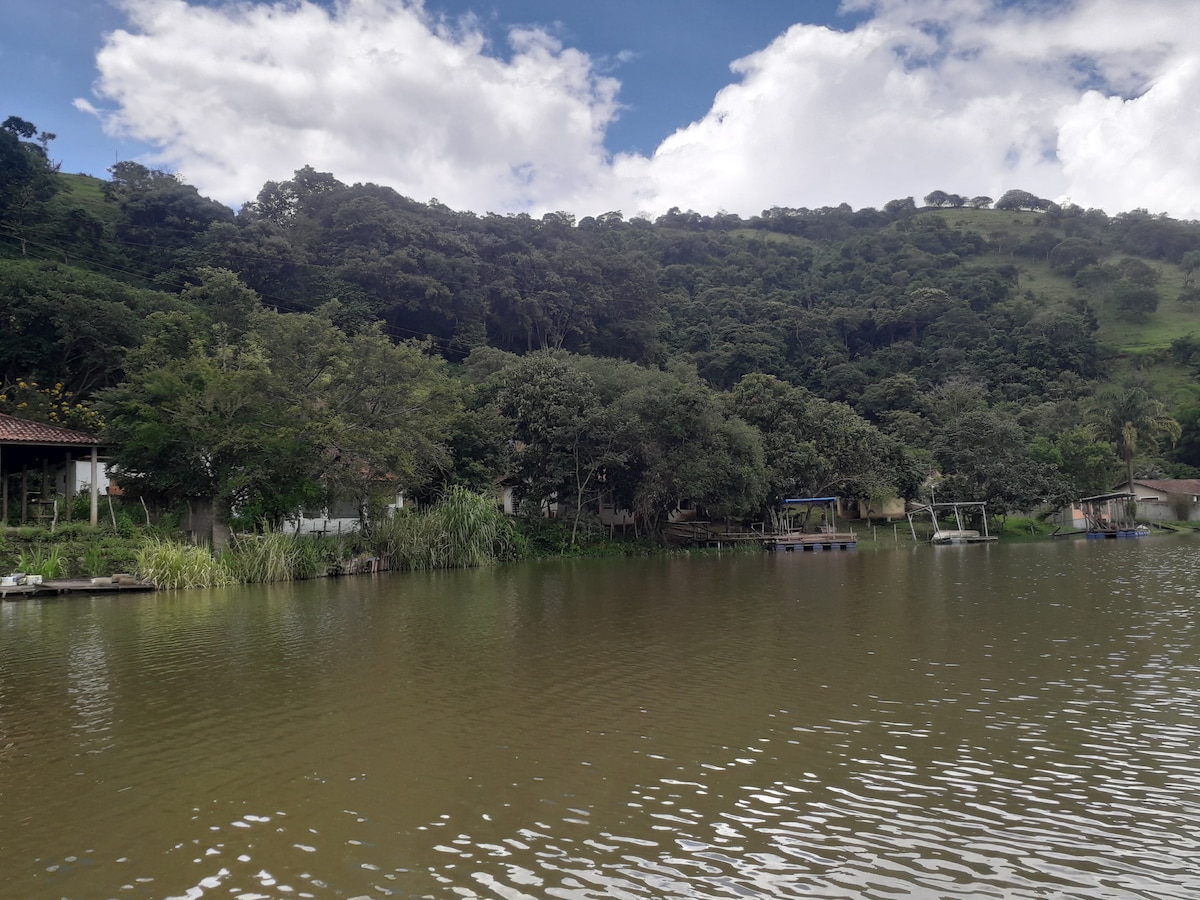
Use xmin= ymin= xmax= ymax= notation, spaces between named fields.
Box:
xmin=0 ymin=413 xmax=105 ymax=526
xmin=1115 ymin=478 xmax=1200 ymax=522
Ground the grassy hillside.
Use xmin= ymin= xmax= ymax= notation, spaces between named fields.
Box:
xmin=925 ymin=206 xmax=1200 ymax=388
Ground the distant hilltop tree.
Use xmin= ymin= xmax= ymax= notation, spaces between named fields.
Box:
xmin=922 ymin=191 xmax=966 ymax=208
xmin=995 ymin=189 xmax=1052 ymax=212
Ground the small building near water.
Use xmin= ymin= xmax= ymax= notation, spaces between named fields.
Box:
xmin=1114 ymin=479 xmax=1200 ymax=523
xmin=0 ymin=413 xmax=106 ymax=526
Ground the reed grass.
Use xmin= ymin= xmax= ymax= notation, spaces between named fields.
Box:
xmin=222 ymin=530 xmax=325 ymax=583
xmin=134 ymin=537 xmax=236 ymax=590
xmin=83 ymin=545 xmax=106 ymax=577
xmin=370 ymin=487 xmax=517 ymax=571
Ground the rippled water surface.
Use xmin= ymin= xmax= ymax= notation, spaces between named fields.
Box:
xmin=3 ymin=539 xmax=1200 ymax=898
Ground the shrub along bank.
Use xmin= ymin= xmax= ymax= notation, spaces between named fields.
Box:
xmin=2 ymin=489 xmax=577 ymax=590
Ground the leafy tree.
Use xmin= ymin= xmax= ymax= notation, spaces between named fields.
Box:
xmin=0 ymin=259 xmax=150 ymax=394
xmin=495 ymin=353 xmax=624 ymax=543
xmin=932 ymin=409 xmax=1069 ymax=515
xmin=1171 ymin=388 xmax=1200 ymax=471
xmin=102 ymin=276 xmax=456 ymax=530
xmin=615 ymin=371 xmax=766 ymax=533
xmin=101 ymin=322 xmax=302 ymax=523
xmin=1114 ymin=257 xmax=1161 ymax=287
xmin=883 ymin=197 xmax=917 ymax=218
xmin=1048 ymin=238 xmax=1100 ymax=276
xmin=1091 ymin=384 xmax=1181 ymax=491
xmin=1 ymin=116 xmax=37 ymax=139
xmin=240 ymin=165 xmax=346 ymax=226
xmin=1112 ymin=282 xmax=1159 ymax=321
xmin=1038 ymin=427 xmax=1118 ymax=497
xmin=996 ymin=189 xmax=1050 ymax=212
xmin=729 ymin=373 xmax=904 ymax=511
xmin=313 ymin=325 xmax=458 ymax=527
xmin=103 ymin=161 xmax=234 ymax=275
xmin=0 ymin=115 xmax=60 ymax=253
xmin=1181 ymin=249 xmax=1200 ymax=287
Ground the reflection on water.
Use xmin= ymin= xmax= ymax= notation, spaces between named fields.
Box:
xmin=2 ymin=539 xmax=1199 ymax=898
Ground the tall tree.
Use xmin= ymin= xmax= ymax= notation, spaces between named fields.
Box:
xmin=615 ymin=371 xmax=766 ymax=533
xmin=0 ymin=116 xmax=60 ymax=254
xmin=731 ymin=373 xmax=909 ymax=512
xmin=1091 ymin=384 xmax=1181 ymax=491
xmin=495 ymin=353 xmax=624 ymax=543
xmin=932 ymin=409 xmax=1070 ymax=515
xmin=102 ymin=273 xmax=456 ymax=529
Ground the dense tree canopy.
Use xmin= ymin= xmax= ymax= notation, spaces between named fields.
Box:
xmin=6 ymin=117 xmax=1199 ymax=537
xmin=102 ymin=270 xmax=457 ymax=529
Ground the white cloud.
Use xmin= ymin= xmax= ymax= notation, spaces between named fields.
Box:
xmin=595 ymin=0 xmax=1200 ymax=219
xmin=86 ymin=0 xmax=620 ymax=209
xmin=83 ymin=0 xmax=1200 ymax=219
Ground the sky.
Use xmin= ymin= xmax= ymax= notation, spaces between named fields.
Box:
xmin=4 ymin=0 xmax=1199 ymax=219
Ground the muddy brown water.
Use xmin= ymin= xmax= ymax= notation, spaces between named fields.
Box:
xmin=2 ymin=538 xmax=1199 ymax=898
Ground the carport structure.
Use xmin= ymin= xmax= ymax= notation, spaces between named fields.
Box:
xmin=0 ymin=413 xmax=103 ymax=527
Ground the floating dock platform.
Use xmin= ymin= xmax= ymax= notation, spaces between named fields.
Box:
xmin=763 ymin=532 xmax=857 ymax=551
xmin=1 ymin=576 xmax=156 ymax=599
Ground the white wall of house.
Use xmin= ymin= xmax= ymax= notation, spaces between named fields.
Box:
xmin=500 ymin=486 xmax=560 ymax=518
xmin=1126 ymin=493 xmax=1198 ymax=522
xmin=50 ymin=459 xmax=110 ymax=496
xmin=284 ymin=493 xmax=408 ymax=536
xmin=850 ymin=496 xmax=907 ymax=521
xmin=598 ymin=495 xmax=636 ymax=526
xmin=1117 ymin=480 xmax=1200 ymax=522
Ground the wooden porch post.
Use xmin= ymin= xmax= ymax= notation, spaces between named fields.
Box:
xmin=64 ymin=451 xmax=74 ymax=521
xmin=21 ymin=465 xmax=29 ymax=523
xmin=90 ymin=446 xmax=99 ymax=527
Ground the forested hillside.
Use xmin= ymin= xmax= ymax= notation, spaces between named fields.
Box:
xmin=4 ymin=116 xmax=1200 ymax=535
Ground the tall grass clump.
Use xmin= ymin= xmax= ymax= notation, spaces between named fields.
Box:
xmin=222 ymin=530 xmax=325 ymax=583
xmin=134 ymin=537 xmax=236 ymax=590
xmin=371 ymin=487 xmax=520 ymax=571
xmin=18 ymin=546 xmax=66 ymax=578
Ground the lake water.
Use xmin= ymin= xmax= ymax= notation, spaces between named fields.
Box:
xmin=2 ymin=538 xmax=1200 ymax=899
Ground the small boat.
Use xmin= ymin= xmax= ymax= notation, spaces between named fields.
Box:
xmin=930 ymin=529 xmax=987 ymax=544
xmin=907 ymin=502 xmax=997 ymax=544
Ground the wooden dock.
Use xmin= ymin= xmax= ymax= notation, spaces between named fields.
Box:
xmin=1 ymin=577 xmax=156 ymax=599
xmin=662 ymin=519 xmax=858 ymax=551
xmin=763 ymin=531 xmax=857 ymax=551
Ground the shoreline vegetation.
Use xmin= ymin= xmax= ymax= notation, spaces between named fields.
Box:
xmin=7 ymin=120 xmax=1200 ymax=562
xmin=0 ymin=487 xmax=614 ymax=591
xmin=6 ymin=496 xmax=1180 ymax=593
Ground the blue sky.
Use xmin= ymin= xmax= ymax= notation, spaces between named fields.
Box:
xmin=4 ymin=1 xmax=1199 ymax=219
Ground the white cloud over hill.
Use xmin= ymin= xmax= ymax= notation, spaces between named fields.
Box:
xmin=79 ymin=0 xmax=1200 ymax=219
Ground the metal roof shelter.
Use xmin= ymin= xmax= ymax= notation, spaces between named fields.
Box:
xmin=0 ymin=413 xmax=103 ymax=526
xmin=906 ymin=501 xmax=996 ymax=544
xmin=780 ymin=496 xmax=841 ymax=530
xmin=1078 ymin=491 xmax=1140 ymax=535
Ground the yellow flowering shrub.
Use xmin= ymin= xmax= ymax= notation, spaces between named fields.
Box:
xmin=0 ymin=379 xmax=105 ymax=431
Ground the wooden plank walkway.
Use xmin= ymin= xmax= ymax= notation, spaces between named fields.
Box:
xmin=1 ymin=577 xmax=156 ymax=599
xmin=665 ymin=521 xmax=858 ymax=551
